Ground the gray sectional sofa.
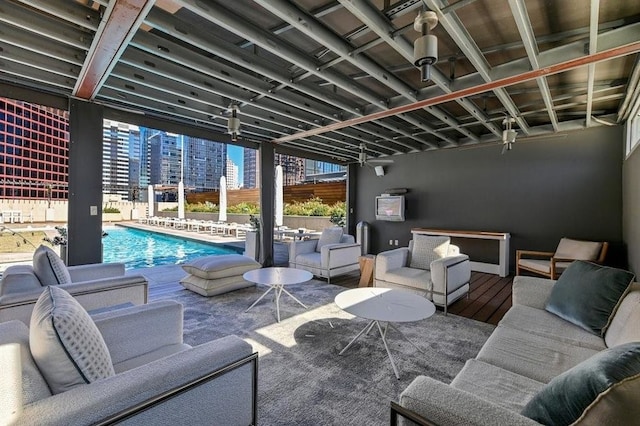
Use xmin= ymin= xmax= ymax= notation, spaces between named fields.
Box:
xmin=395 ymin=273 xmax=640 ymax=425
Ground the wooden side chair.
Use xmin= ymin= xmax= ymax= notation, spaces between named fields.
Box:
xmin=516 ymin=238 xmax=609 ymax=279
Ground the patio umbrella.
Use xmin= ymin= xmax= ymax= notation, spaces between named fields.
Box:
xmin=275 ymin=165 xmax=283 ymax=228
xmin=147 ymin=184 xmax=154 ymax=217
xmin=178 ymin=181 xmax=185 ymax=219
xmin=219 ymin=176 xmax=227 ymax=223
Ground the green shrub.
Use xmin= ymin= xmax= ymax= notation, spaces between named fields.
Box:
xmin=227 ymin=202 xmax=260 ymax=214
xmin=103 ymin=207 xmax=121 ymax=213
xmin=284 ymin=197 xmax=332 ymax=216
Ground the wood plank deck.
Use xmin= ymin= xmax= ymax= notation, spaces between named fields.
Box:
xmin=331 ymin=271 xmax=514 ymax=325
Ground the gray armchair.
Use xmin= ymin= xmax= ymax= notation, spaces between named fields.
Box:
xmin=0 ymin=246 xmax=148 ymax=324
xmin=0 ymin=300 xmax=257 ymax=425
xmin=374 ymin=236 xmax=470 ymax=315
xmin=289 ymin=227 xmax=361 ymax=283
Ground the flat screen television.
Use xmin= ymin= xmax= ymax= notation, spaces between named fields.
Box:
xmin=375 ymin=195 xmax=405 ymax=222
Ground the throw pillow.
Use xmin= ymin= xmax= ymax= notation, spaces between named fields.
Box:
xmin=409 ymin=235 xmax=450 ymax=270
xmin=554 ymin=237 xmax=603 ymax=261
xmin=545 ymin=261 xmax=634 ymax=336
xmin=521 ymin=342 xmax=640 ymax=425
xmin=30 ymin=286 xmax=115 ymax=394
xmin=32 ymin=245 xmax=72 ymax=285
xmin=315 ymin=227 xmax=344 ymax=252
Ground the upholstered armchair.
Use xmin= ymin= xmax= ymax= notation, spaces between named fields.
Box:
xmin=374 ymin=235 xmax=471 ymax=315
xmin=516 ymin=237 xmax=609 ymax=279
xmin=289 ymin=227 xmax=361 ymax=283
xmin=0 ymin=245 xmax=148 ymax=324
xmin=0 ymin=288 xmax=257 ymax=425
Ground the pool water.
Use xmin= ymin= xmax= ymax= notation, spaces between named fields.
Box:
xmin=102 ymin=227 xmax=241 ymax=269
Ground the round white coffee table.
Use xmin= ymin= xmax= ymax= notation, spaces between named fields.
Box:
xmin=334 ymin=287 xmax=436 ymax=379
xmin=244 ymin=267 xmax=313 ymax=322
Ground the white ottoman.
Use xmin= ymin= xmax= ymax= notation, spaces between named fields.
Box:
xmin=180 ymin=254 xmax=261 ymax=296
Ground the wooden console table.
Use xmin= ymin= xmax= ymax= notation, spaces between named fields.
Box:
xmin=411 ymin=229 xmax=511 ymax=277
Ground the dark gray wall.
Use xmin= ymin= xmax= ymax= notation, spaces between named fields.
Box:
xmin=355 ymin=125 xmax=624 ymax=272
xmin=622 ymin=138 xmax=640 ymax=275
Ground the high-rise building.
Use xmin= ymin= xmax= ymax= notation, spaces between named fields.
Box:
xmin=226 ymin=159 xmax=239 ymax=189
xmin=304 ymin=159 xmax=346 ymax=182
xmin=183 ymin=136 xmax=226 ymax=191
xmin=102 ymin=120 xmax=133 ymax=199
xmin=275 ymin=153 xmax=305 ymax=185
xmin=243 ymin=148 xmax=258 ymax=188
xmin=0 ymin=98 xmax=69 ymax=200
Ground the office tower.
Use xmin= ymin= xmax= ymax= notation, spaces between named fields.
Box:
xmin=226 ymin=159 xmax=239 ymax=189
xmin=243 ymin=148 xmax=258 ymax=188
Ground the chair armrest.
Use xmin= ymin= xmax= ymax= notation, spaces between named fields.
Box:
xmin=92 ymin=301 xmax=183 ymax=365
xmin=512 ymin=276 xmax=556 ymax=309
xmin=430 ymin=255 xmax=470 ymax=293
xmin=18 ymin=336 xmax=257 ymax=426
xmin=321 ymin=243 xmax=361 ymax=268
xmin=67 ymin=262 xmax=125 ymax=282
xmin=375 ymin=248 xmax=410 ymax=278
xmin=516 ymin=250 xmax=554 ymax=260
xmin=398 ymin=376 xmax=540 ymax=426
xmin=289 ymin=239 xmax=318 ymax=264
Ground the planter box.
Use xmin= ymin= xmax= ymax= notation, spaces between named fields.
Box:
xmin=103 ymin=212 xmax=122 ymax=222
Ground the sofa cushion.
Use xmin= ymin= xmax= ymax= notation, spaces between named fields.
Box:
xmin=451 ymin=359 xmax=545 ymax=413
xmin=315 ymin=227 xmax=343 ymax=252
xmin=181 ymin=254 xmax=260 ymax=280
xmin=30 ymin=286 xmax=115 ymax=394
xmin=605 ymin=283 xmax=640 ymax=348
xmin=179 ymin=274 xmax=255 ymax=297
xmin=409 ymin=235 xmax=450 ymax=270
xmin=378 ymin=266 xmax=431 ymax=291
xmin=499 ymin=305 xmax=606 ymax=351
xmin=476 ymin=325 xmax=599 ymax=383
xmin=545 ymin=261 xmax=634 ymax=336
xmin=32 ymin=245 xmax=72 ymax=285
xmin=521 ymin=342 xmax=640 ymax=425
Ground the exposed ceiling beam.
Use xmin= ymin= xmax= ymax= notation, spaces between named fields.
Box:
xmin=251 ymin=0 xmax=461 ymax=146
xmin=424 ymin=0 xmax=530 ymax=134
xmin=585 ymin=0 xmax=600 ymax=127
xmin=273 ymin=40 xmax=640 ymax=142
xmin=509 ymin=0 xmax=559 ymax=131
xmin=73 ymin=0 xmax=154 ymax=99
xmin=617 ymin=55 xmax=640 ymax=122
xmin=336 ymin=0 xmax=498 ymax=140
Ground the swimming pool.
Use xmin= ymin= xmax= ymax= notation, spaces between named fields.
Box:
xmin=102 ymin=227 xmax=241 ymax=269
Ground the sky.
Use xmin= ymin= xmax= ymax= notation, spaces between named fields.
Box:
xmin=227 ymin=145 xmax=244 ymax=186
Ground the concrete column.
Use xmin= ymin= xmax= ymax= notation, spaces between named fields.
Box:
xmin=259 ymin=143 xmax=275 ymax=266
xmin=68 ymin=99 xmax=103 ymax=265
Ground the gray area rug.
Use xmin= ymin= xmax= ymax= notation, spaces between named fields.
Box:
xmin=147 ymin=272 xmax=495 ymax=425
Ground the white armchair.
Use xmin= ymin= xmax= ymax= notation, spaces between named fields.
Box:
xmin=374 ymin=236 xmax=471 ymax=315
xmin=289 ymin=227 xmax=361 ymax=283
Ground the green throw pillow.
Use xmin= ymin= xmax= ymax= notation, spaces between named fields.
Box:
xmin=521 ymin=342 xmax=640 ymax=425
xmin=544 ymin=261 xmax=634 ymax=336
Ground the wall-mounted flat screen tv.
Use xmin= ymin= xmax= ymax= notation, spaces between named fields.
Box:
xmin=375 ymin=195 xmax=405 ymax=222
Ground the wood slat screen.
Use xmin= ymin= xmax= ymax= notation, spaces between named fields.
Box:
xmin=186 ymin=181 xmax=346 ymax=206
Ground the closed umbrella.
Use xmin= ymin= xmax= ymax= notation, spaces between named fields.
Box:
xmin=275 ymin=165 xmax=283 ymax=228
xmin=147 ymin=184 xmax=154 ymax=217
xmin=178 ymin=181 xmax=185 ymax=219
xmin=219 ymin=176 xmax=227 ymax=222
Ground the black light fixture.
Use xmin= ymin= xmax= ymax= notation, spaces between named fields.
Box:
xmin=413 ymin=11 xmax=438 ymax=82
xmin=227 ymin=104 xmax=241 ymax=142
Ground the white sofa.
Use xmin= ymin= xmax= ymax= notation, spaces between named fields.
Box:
xmin=395 ymin=272 xmax=640 ymax=425
xmin=0 ymin=299 xmax=257 ymax=425
xmin=374 ymin=238 xmax=470 ymax=314
xmin=289 ymin=228 xmax=360 ymax=283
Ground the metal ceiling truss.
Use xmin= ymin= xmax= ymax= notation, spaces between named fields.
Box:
xmin=1 ymin=0 xmax=639 ymax=165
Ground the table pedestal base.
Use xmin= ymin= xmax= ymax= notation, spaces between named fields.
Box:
xmin=245 ymin=284 xmax=307 ymax=322
xmin=338 ymin=320 xmax=423 ymax=379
